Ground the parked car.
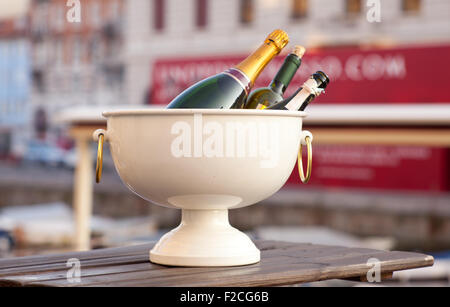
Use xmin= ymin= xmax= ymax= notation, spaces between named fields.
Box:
xmin=22 ymin=140 xmax=67 ymax=167
xmin=61 ymin=147 xmax=78 ymax=170
xmin=61 ymin=144 xmax=115 ymax=172
xmin=0 ymin=229 xmax=14 ymax=254
xmin=21 ymin=139 xmax=116 ymax=171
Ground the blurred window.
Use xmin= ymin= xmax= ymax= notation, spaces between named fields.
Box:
xmin=240 ymin=0 xmax=254 ymax=25
xmin=346 ymin=0 xmax=362 ymax=15
xmin=45 ymin=40 xmax=53 ymax=64
xmin=35 ymin=41 xmax=47 ymax=66
xmin=64 ymin=38 xmax=71 ymax=65
xmin=291 ymin=0 xmax=308 ymax=20
xmin=81 ymin=38 xmax=89 ymax=64
xmin=52 ymin=3 xmax=65 ymax=31
xmin=196 ymin=0 xmax=208 ymax=29
xmin=90 ymin=36 xmax=103 ymax=63
xmin=72 ymin=73 xmax=81 ymax=92
xmin=14 ymin=16 xmax=27 ymax=31
xmin=55 ymin=40 xmax=63 ymax=67
xmin=109 ymin=0 xmax=121 ymax=21
xmin=0 ymin=133 xmax=11 ymax=156
xmin=89 ymin=1 xmax=102 ymax=28
xmin=154 ymin=0 xmax=165 ymax=31
xmin=33 ymin=70 xmax=45 ymax=93
xmin=32 ymin=4 xmax=47 ymax=34
xmin=73 ymin=37 xmax=82 ymax=66
xmin=402 ymin=0 xmax=421 ymax=14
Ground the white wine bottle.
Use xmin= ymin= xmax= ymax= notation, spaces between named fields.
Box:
xmin=267 ymin=71 xmax=329 ymax=111
xmin=245 ymin=45 xmax=306 ymax=110
xmin=166 ymin=30 xmax=289 ymax=109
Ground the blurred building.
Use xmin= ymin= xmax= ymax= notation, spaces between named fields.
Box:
xmin=2 ymin=0 xmax=449 ymax=151
xmin=126 ymin=0 xmax=450 ymax=106
xmin=0 ymin=0 xmax=449 ymax=251
xmin=0 ymin=6 xmax=31 ymax=158
xmin=1 ymin=0 xmax=126 ymax=156
xmin=29 ymin=0 xmax=125 ymax=138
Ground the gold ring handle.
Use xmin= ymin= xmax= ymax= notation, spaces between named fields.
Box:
xmin=96 ymin=133 xmax=104 ymax=183
xmin=298 ymin=136 xmax=312 ymax=184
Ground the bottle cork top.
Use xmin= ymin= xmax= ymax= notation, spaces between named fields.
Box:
xmin=265 ymin=29 xmax=289 ymax=52
xmin=291 ymin=45 xmax=306 ymax=59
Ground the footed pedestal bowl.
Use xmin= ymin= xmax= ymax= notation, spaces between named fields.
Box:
xmin=94 ymin=109 xmax=312 ymax=267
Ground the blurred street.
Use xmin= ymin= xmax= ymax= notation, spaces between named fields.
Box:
xmin=0 ymin=162 xmax=76 ymax=188
xmin=0 ymin=159 xmax=119 ymax=191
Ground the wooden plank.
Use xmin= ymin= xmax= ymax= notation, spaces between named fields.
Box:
xmin=309 ymin=128 xmax=450 ymax=146
xmin=304 ymin=104 xmax=450 ymax=126
xmin=2 ymin=262 xmax=154 ymax=285
xmin=344 ymin=271 xmax=393 ymax=282
xmin=0 ymin=240 xmax=294 ymax=271
xmin=0 ymin=254 xmax=151 ymax=277
xmin=129 ymin=252 xmax=431 ymax=287
xmin=31 ymin=249 xmax=433 ymax=287
xmin=0 ymin=241 xmax=434 ymax=287
xmin=0 ymin=240 xmax=317 ymax=277
xmin=79 ymin=254 xmax=418 ymax=287
xmin=110 ymin=252 xmax=431 ymax=287
xmin=0 ymin=243 xmax=334 ymax=286
xmin=0 ymin=243 xmax=154 ymax=270
xmin=255 ymin=240 xmax=305 ymax=250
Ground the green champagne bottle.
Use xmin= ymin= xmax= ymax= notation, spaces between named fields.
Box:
xmin=166 ymin=30 xmax=289 ymax=109
xmin=245 ymin=45 xmax=305 ymax=110
xmin=267 ymin=71 xmax=329 ymax=111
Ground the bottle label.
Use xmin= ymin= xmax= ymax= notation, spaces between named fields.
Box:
xmin=285 ymin=78 xmax=318 ymax=111
xmin=224 ymin=68 xmax=251 ymax=95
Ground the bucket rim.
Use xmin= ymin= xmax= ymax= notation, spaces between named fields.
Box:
xmin=103 ymin=108 xmax=307 ymax=118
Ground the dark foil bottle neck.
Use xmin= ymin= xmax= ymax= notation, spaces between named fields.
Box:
xmin=269 ymin=53 xmax=301 ymax=95
xmin=312 ymin=71 xmax=330 ymax=89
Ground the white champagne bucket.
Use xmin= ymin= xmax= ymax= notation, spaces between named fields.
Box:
xmin=94 ymin=109 xmax=313 ymax=267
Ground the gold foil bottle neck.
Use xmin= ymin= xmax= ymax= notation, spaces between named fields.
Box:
xmin=292 ymin=45 xmax=306 ymax=59
xmin=265 ymin=29 xmax=289 ymax=52
xmin=235 ymin=29 xmax=290 ymax=85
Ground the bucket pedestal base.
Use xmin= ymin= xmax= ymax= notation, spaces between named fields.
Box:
xmin=150 ymin=209 xmax=260 ymax=267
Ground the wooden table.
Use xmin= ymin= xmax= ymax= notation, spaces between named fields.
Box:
xmin=0 ymin=240 xmax=433 ymax=287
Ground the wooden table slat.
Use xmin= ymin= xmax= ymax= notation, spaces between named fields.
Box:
xmin=0 ymin=243 xmax=154 ymax=270
xmin=0 ymin=247 xmax=330 ymax=286
xmin=0 ymin=241 xmax=330 ymax=278
xmin=0 ymin=240 xmax=433 ymax=287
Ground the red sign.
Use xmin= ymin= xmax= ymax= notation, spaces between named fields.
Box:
xmin=151 ymin=44 xmax=450 ymax=105
xmin=286 ymin=145 xmax=450 ymax=192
